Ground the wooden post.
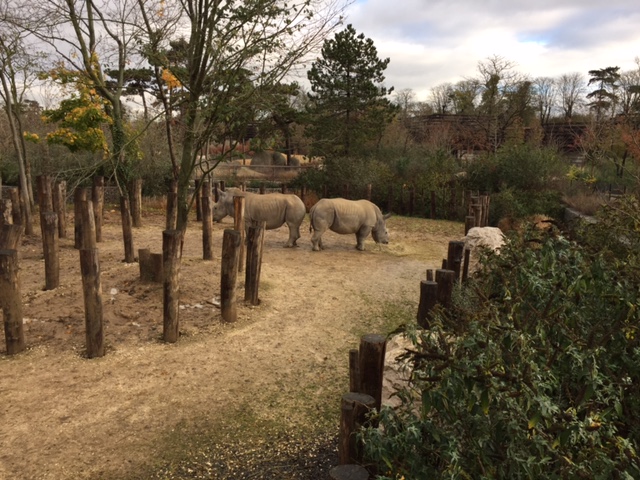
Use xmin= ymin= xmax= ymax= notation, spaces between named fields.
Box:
xmin=281 ymin=183 xmax=287 ymax=194
xmin=1 ymin=199 xmax=12 ymax=226
xmin=120 ymin=195 xmax=135 ymax=263
xmin=42 ymin=212 xmax=59 ymax=290
xmin=53 ymin=180 xmax=67 ymax=239
xmin=194 ymin=178 xmax=202 ymax=222
xmin=446 ymin=240 xmax=465 ymax=283
xmin=465 ymin=215 xmax=475 ymax=235
xmin=473 ymin=203 xmax=482 ymax=227
xmin=259 ymin=183 xmax=266 ymax=194
xmin=139 ymin=248 xmax=152 ymax=281
xmin=80 ymin=199 xmax=97 ymax=250
xmin=244 ymin=221 xmax=265 ymax=305
xmin=338 ymin=392 xmax=376 ymax=465
xmin=426 ymin=269 xmax=434 ymax=282
xmin=37 ymin=174 xmax=53 ymax=239
xmin=74 ymin=188 xmax=88 ymax=249
xmin=221 ymin=229 xmax=241 ymax=322
xmin=92 ymin=176 xmax=104 ymax=242
xmin=366 ymin=184 xmax=372 ymax=201
xmin=79 ymin=248 xmax=104 ymax=358
xmin=435 ymin=269 xmax=456 ymax=309
xmin=234 ymin=196 xmax=246 ymax=273
xmin=0 ymin=224 xmax=22 ymax=250
xmin=201 ymin=193 xmax=213 ymax=261
xmin=0 ymin=249 xmax=25 ymax=355
xmin=129 ymin=178 xmax=143 ymax=227
xmin=8 ymin=187 xmax=22 ymax=226
xmin=166 ymin=180 xmax=178 ymax=230
xmin=417 ymin=280 xmax=438 ymax=328
xmin=349 ymin=349 xmax=360 ymax=393
xmin=329 ymin=465 xmax=369 ymax=480
xmin=462 ymin=248 xmax=471 ymax=283
xmin=358 ymin=334 xmax=387 ymax=413
xmin=343 ymin=183 xmax=350 ymax=199
xmin=162 ymin=230 xmax=182 ymax=343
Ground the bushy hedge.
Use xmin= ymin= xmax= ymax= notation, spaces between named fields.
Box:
xmin=362 ymin=203 xmax=640 ymax=478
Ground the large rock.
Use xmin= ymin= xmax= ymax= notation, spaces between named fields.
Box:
xmin=463 ymin=226 xmax=505 ymax=253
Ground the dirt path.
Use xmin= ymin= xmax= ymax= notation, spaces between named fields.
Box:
xmin=0 ymin=209 xmax=462 ymax=479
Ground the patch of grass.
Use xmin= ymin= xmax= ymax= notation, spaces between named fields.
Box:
xmin=352 ymin=295 xmax=417 ymax=339
xmin=387 ymin=215 xmax=464 ymax=238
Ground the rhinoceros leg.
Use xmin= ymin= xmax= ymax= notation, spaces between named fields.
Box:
xmin=311 ymin=228 xmax=324 ymax=251
xmin=284 ymin=221 xmax=301 ymax=248
xmin=356 ymin=226 xmax=372 ymax=251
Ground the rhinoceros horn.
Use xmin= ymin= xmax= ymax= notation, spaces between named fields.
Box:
xmin=383 ymin=212 xmax=392 ymax=220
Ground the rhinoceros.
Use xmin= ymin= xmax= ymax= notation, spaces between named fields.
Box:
xmin=212 ymin=187 xmax=306 ymax=247
xmin=309 ymin=198 xmax=390 ymax=251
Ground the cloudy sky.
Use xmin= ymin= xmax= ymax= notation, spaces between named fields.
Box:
xmin=343 ymin=0 xmax=640 ymax=102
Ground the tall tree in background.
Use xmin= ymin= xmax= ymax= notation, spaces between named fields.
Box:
xmin=532 ymin=76 xmax=557 ymax=125
xmin=587 ymin=66 xmax=620 ymax=121
xmin=306 ymin=24 xmax=396 ymax=157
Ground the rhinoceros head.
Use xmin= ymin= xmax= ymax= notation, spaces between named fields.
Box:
xmin=211 ymin=189 xmax=235 ymax=222
xmin=372 ymin=212 xmax=391 ymax=244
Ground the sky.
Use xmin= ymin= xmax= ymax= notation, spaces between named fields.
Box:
xmin=343 ymin=0 xmax=640 ymax=102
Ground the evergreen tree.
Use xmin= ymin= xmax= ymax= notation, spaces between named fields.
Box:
xmin=306 ymin=24 xmax=396 ymax=156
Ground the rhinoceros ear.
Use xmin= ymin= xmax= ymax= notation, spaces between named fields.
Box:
xmin=383 ymin=212 xmax=392 ymax=220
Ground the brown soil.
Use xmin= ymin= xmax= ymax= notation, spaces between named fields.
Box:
xmin=0 ymin=207 xmax=462 ymax=480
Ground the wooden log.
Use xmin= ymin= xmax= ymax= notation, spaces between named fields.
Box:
xmin=0 ymin=249 xmax=25 ymax=355
xmin=129 ymin=178 xmax=143 ymax=227
xmin=462 ymin=248 xmax=471 ymax=283
xmin=1 ymin=199 xmax=12 ymax=226
xmin=162 ymin=230 xmax=182 ymax=343
xmin=37 ymin=174 xmax=53 ymax=240
xmin=120 ymin=195 xmax=135 ymax=263
xmin=417 ymin=280 xmax=438 ymax=328
xmin=166 ymin=179 xmax=178 ymax=230
xmin=0 ymin=224 xmax=23 ymax=250
xmin=465 ymin=215 xmax=475 ymax=235
xmin=426 ymin=269 xmax=434 ymax=282
xmin=74 ymin=188 xmax=88 ymax=249
xmin=435 ymin=269 xmax=456 ymax=309
xmin=338 ymin=392 xmax=376 ymax=465
xmin=220 ymin=229 xmax=241 ymax=322
xmin=8 ymin=187 xmax=22 ymax=226
xmin=244 ymin=221 xmax=265 ymax=305
xmin=92 ymin=176 xmax=104 ymax=242
xmin=139 ymin=248 xmax=152 ymax=281
xmin=42 ymin=212 xmax=59 ymax=290
xmin=150 ymin=253 xmax=163 ymax=282
xmin=358 ymin=334 xmax=387 ymax=412
xmin=234 ymin=196 xmax=246 ymax=273
xmin=201 ymin=195 xmax=213 ymax=261
xmin=79 ymin=248 xmax=104 ymax=358
xmin=218 ymin=180 xmax=225 ymax=192
xmin=80 ymin=199 xmax=97 ymax=250
xmin=53 ymin=180 xmax=67 ymax=239
xmin=473 ymin=204 xmax=482 ymax=227
xmin=447 ymin=240 xmax=465 ymax=283
xmin=194 ymin=178 xmax=202 ymax=222
xmin=329 ymin=464 xmax=370 ymax=480
xmin=349 ymin=349 xmax=360 ymax=393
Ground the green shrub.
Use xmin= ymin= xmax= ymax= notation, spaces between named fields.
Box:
xmin=362 ymin=221 xmax=640 ymax=479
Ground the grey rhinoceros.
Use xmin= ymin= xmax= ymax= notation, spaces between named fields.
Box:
xmin=309 ymin=198 xmax=390 ymax=251
xmin=212 ymin=187 xmax=306 ymax=247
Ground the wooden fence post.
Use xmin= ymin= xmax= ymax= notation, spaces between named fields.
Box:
xmin=163 ymin=230 xmax=182 ymax=343
xmin=358 ymin=334 xmax=387 ymax=413
xmin=8 ymin=187 xmax=22 ymax=226
xmin=447 ymin=240 xmax=465 ymax=283
xmin=194 ymin=178 xmax=203 ymax=222
xmin=166 ymin=180 xmax=178 ymax=230
xmin=462 ymin=248 xmax=471 ymax=283
xmin=42 ymin=212 xmax=59 ymax=290
xmin=92 ymin=176 xmax=104 ymax=242
xmin=0 ymin=224 xmax=22 ymax=250
xmin=234 ymin=196 xmax=246 ymax=273
xmin=120 ymin=195 xmax=135 ymax=263
xmin=74 ymin=187 xmax=88 ymax=249
xmin=0 ymin=249 xmax=25 ymax=355
xmin=53 ymin=180 xmax=67 ymax=239
xmin=221 ymin=229 xmax=241 ymax=322
xmin=129 ymin=178 xmax=143 ymax=227
xmin=417 ymin=280 xmax=438 ymax=328
xmin=349 ymin=349 xmax=360 ymax=393
xmin=202 ymin=196 xmax=213 ymax=261
xmin=80 ymin=248 xmax=104 ymax=358
xmin=244 ymin=221 xmax=265 ymax=305
xmin=80 ymin=199 xmax=97 ymax=250
xmin=436 ymin=269 xmax=456 ymax=309
xmin=338 ymin=392 xmax=376 ymax=465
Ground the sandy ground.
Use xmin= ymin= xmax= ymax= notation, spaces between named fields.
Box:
xmin=0 ymin=205 xmax=462 ymax=480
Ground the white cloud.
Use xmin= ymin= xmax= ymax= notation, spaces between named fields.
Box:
xmin=343 ymin=0 xmax=640 ymax=101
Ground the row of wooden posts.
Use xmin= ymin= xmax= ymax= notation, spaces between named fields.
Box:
xmin=1 ymin=176 xmax=267 ymax=358
xmin=330 ymin=240 xmax=473 ymax=479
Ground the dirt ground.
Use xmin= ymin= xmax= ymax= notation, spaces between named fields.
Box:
xmin=0 ymin=205 xmax=462 ymax=480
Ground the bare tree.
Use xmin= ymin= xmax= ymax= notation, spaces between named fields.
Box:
xmin=557 ymin=72 xmax=586 ymax=120
xmin=618 ymin=58 xmax=640 ymax=116
xmin=532 ymin=76 xmax=557 ymax=125
xmin=429 ymin=83 xmax=453 ymax=115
